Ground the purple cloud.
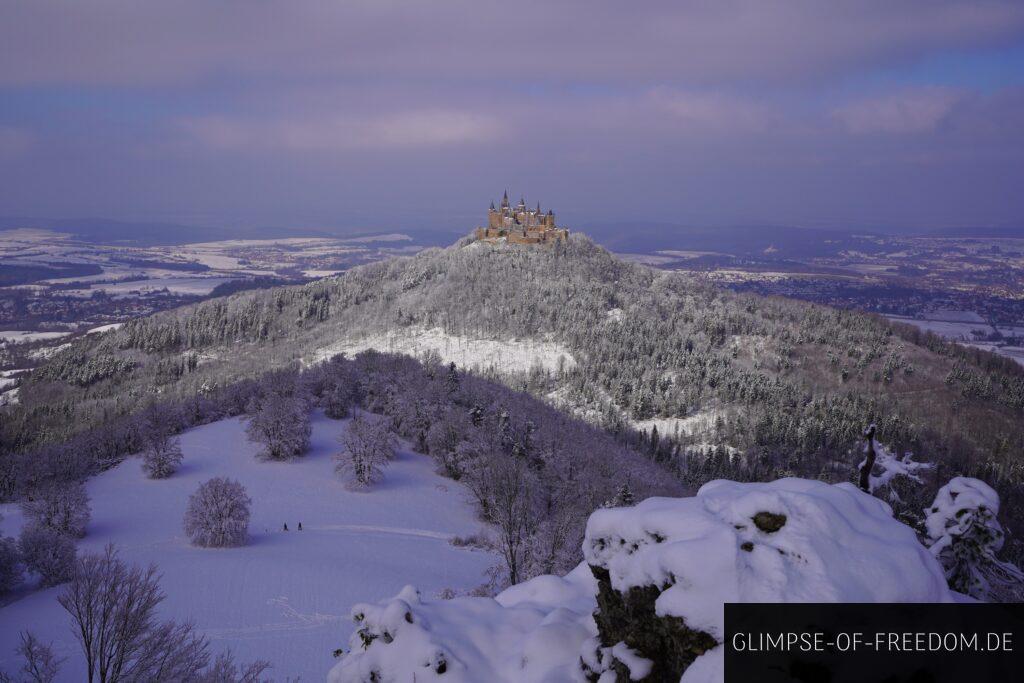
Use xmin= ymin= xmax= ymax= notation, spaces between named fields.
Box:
xmin=2 ymin=1 xmax=1022 ymax=86
xmin=0 ymin=1 xmax=1022 ymax=232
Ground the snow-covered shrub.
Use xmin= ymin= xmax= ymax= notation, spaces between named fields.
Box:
xmin=18 ymin=525 xmax=76 ymax=587
xmin=245 ymin=393 xmax=311 ymax=461
xmin=139 ymin=406 xmax=184 ymax=479
xmin=20 ymin=482 xmax=91 ymax=538
xmin=184 ymin=478 xmax=251 ymax=547
xmin=0 ymin=533 xmax=23 ymax=596
xmin=925 ymin=477 xmax=1024 ymax=601
xmin=336 ymin=414 xmax=396 ymax=489
xmin=330 ymin=478 xmax=953 ymax=683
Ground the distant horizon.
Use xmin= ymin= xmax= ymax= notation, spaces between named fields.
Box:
xmin=2 ymin=211 xmax=1022 ymax=247
xmin=2 ymin=2 xmax=1023 ymax=236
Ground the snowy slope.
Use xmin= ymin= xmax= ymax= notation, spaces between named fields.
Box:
xmin=0 ymin=412 xmax=494 ymax=681
xmin=330 ymin=478 xmax=954 ymax=683
xmin=313 ymin=327 xmax=576 ymax=374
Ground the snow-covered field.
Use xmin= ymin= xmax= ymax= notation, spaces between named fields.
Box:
xmin=85 ymin=322 xmax=124 ymax=335
xmin=885 ymin=315 xmax=993 ymax=340
xmin=67 ymin=275 xmax=241 ymax=297
xmin=0 ymin=330 xmax=72 ymax=344
xmin=0 ymin=412 xmax=494 ymax=681
xmin=634 ymin=408 xmax=721 ymax=439
xmin=314 ymin=327 xmax=577 ymax=374
xmin=886 ymin=315 xmax=1024 ymax=367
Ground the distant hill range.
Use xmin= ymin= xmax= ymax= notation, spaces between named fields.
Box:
xmin=0 ymin=216 xmax=461 ymax=247
xmin=922 ymin=226 xmax=1024 ymax=239
xmin=577 ymin=222 xmax=889 ymax=259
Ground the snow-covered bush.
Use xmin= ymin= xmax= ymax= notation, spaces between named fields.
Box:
xmin=18 ymin=525 xmax=76 ymax=588
xmin=329 ymin=478 xmax=953 ymax=683
xmin=245 ymin=393 xmax=311 ymax=461
xmin=336 ymin=414 xmax=397 ymax=489
xmin=184 ymin=478 xmax=251 ymax=547
xmin=20 ymin=482 xmax=91 ymax=538
xmin=925 ymin=477 xmax=1024 ymax=601
xmin=0 ymin=534 xmax=23 ymax=596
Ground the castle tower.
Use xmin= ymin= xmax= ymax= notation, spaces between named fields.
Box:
xmin=488 ymin=201 xmax=501 ymax=229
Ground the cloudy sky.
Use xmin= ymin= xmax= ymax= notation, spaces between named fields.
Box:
xmin=1 ymin=0 xmax=1023 ymax=235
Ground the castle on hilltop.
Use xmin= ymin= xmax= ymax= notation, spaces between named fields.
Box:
xmin=474 ymin=192 xmax=569 ymax=245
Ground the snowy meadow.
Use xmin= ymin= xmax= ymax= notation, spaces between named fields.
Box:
xmin=0 ymin=412 xmax=494 ymax=681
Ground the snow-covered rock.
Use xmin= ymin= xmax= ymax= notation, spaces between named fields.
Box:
xmin=329 ymin=478 xmax=953 ymax=683
xmin=328 ymin=566 xmax=597 ymax=683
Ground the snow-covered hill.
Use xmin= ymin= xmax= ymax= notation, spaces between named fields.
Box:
xmin=0 ymin=412 xmax=494 ymax=681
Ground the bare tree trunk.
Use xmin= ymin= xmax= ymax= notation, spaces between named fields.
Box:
xmin=859 ymin=424 xmax=877 ymax=493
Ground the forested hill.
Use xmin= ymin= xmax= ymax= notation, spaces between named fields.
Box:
xmin=5 ymin=233 xmax=1024 ymax=547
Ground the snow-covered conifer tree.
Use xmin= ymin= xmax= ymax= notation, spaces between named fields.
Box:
xmin=925 ymin=477 xmax=1024 ymax=601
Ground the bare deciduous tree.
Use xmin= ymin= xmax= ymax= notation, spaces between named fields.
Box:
xmin=465 ymin=453 xmax=543 ymax=585
xmin=20 ymin=483 xmax=90 ymax=538
xmin=18 ymin=525 xmax=75 ymax=588
xmin=139 ymin=406 xmax=183 ymax=479
xmin=245 ymin=393 xmax=311 ymax=460
xmin=193 ymin=650 xmax=272 ymax=683
xmin=4 ymin=632 xmax=63 ymax=683
xmin=57 ymin=545 xmax=210 ymax=683
xmin=0 ymin=528 xmax=22 ymax=596
xmin=336 ymin=414 xmax=396 ymax=489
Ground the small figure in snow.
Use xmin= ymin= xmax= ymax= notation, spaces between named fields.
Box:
xmin=298 ymin=522 xmax=303 ymax=531
xmin=283 ymin=523 xmax=288 ymax=531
